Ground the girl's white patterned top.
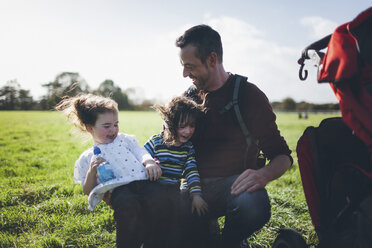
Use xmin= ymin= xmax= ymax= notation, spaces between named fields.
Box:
xmin=74 ymin=133 xmax=151 ymax=210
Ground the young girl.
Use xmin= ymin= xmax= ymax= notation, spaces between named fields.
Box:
xmin=144 ymin=96 xmax=208 ymax=216
xmin=56 ymin=94 xmax=166 ymax=247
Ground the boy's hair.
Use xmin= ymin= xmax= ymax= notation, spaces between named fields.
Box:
xmin=154 ymin=96 xmax=204 ymax=146
xmin=55 ymin=94 xmax=118 ymax=132
xmin=175 ymin=24 xmax=223 ymax=64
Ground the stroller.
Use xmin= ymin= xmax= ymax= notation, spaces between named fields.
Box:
xmin=273 ymin=7 xmax=372 ymax=248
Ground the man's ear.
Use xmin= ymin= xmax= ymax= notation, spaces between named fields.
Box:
xmin=207 ymin=52 xmax=218 ymax=68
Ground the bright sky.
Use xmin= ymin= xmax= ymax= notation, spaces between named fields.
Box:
xmin=1 ymin=0 xmax=370 ymax=103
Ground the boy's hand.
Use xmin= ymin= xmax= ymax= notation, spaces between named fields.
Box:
xmin=191 ymin=195 xmax=208 ymax=216
xmin=145 ymin=162 xmax=162 ymax=181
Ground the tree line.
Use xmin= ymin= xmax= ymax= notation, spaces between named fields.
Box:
xmin=0 ymin=72 xmax=153 ymax=111
xmin=0 ymin=73 xmax=339 ymax=111
xmin=271 ymin=97 xmax=339 ymax=112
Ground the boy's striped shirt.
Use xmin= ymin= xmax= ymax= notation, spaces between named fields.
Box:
xmin=144 ymin=133 xmax=202 ymax=195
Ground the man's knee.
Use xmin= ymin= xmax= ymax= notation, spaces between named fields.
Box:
xmin=227 ymin=188 xmax=271 ymax=226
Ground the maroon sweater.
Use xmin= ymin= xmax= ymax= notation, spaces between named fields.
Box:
xmin=192 ymin=74 xmax=292 ymax=178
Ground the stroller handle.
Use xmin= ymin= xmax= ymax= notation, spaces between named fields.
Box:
xmin=298 ymin=34 xmax=332 ymax=80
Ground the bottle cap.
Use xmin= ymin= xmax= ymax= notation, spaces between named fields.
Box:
xmin=93 ymin=145 xmax=101 ymax=155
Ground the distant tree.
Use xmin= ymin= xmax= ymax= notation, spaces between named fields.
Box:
xmin=95 ymin=79 xmax=116 ymax=97
xmin=18 ymin=89 xmax=34 ymax=110
xmin=296 ymin=101 xmax=314 ymax=111
xmin=114 ymin=90 xmax=132 ymax=110
xmin=0 ymin=80 xmax=20 ymax=110
xmin=41 ymin=72 xmax=90 ymax=110
xmin=281 ymin=97 xmax=296 ymax=111
xmin=94 ymin=79 xmax=132 ymax=110
xmin=271 ymin=99 xmax=338 ymax=112
xmin=329 ymin=103 xmax=340 ymax=111
xmin=0 ymin=80 xmax=35 ymax=110
xmin=134 ymin=99 xmax=155 ymax=111
xmin=270 ymin=101 xmax=282 ymax=111
xmin=312 ymin=103 xmax=339 ymax=111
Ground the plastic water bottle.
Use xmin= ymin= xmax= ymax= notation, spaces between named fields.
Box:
xmin=93 ymin=145 xmax=116 ymax=183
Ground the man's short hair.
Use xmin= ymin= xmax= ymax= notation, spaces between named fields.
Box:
xmin=175 ymin=24 xmax=223 ymax=63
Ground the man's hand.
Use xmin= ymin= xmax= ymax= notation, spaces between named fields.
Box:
xmin=145 ymin=162 xmax=162 ymax=181
xmin=231 ymin=155 xmax=292 ymax=196
xmin=231 ymin=169 xmax=268 ymax=196
xmin=191 ymin=195 xmax=208 ymax=216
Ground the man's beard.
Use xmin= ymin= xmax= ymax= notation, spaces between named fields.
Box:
xmin=192 ymin=68 xmax=210 ymax=91
xmin=193 ymin=78 xmax=205 ymax=90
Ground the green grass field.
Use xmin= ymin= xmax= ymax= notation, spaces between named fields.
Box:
xmin=0 ymin=111 xmax=340 ymax=247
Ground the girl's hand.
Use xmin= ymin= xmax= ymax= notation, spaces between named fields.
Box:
xmin=191 ymin=195 xmax=208 ymax=216
xmin=90 ymin=157 xmax=105 ymax=171
xmin=83 ymin=157 xmax=105 ymax=195
xmin=145 ymin=161 xmax=162 ymax=181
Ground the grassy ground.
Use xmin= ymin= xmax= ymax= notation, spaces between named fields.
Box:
xmin=0 ymin=111 xmax=340 ymax=247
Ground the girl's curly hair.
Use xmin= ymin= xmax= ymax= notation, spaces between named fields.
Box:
xmin=55 ymin=94 xmax=118 ymax=132
xmin=153 ymin=96 xmax=204 ymax=145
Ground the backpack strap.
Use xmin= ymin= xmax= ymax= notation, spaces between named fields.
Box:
xmin=219 ymin=75 xmax=255 ymax=148
xmin=219 ymin=75 xmax=263 ymax=167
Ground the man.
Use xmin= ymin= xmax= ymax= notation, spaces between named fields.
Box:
xmin=176 ymin=25 xmax=293 ymax=248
